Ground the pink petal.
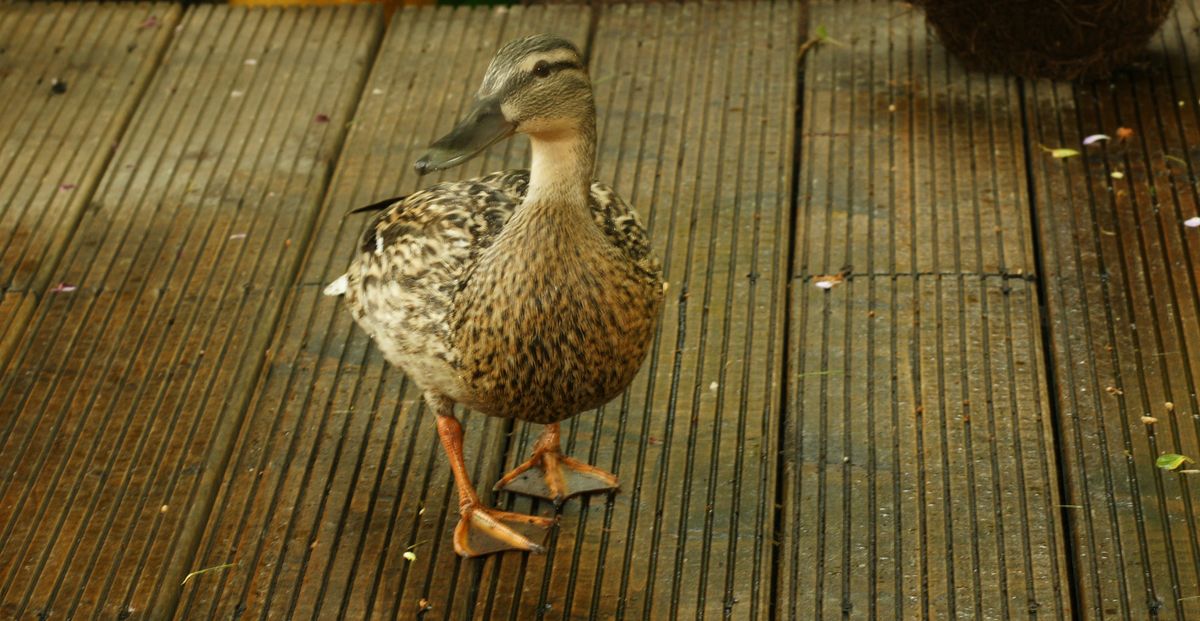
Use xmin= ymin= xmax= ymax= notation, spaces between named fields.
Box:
xmin=229 ymin=233 xmax=247 ymax=240
xmin=60 ymin=183 xmax=76 ymax=191
xmin=50 ymin=283 xmax=77 ymax=293
xmin=139 ymin=15 xmax=159 ymax=29
xmin=1184 ymin=217 xmax=1200 ymax=228
xmin=1082 ymin=134 xmax=1110 ymax=146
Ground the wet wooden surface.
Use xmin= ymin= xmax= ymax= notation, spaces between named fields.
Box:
xmin=1 ymin=0 xmax=1199 ymax=619
xmin=0 ymin=4 xmax=379 ymax=618
xmin=0 ymin=2 xmax=179 ymax=368
xmin=780 ymin=2 xmax=1069 ymax=618
xmin=1027 ymin=2 xmax=1200 ymax=617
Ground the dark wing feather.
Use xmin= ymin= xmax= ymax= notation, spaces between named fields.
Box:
xmin=349 ymin=195 xmax=409 ymax=215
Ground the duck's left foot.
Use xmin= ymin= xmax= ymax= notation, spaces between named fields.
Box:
xmin=493 ymin=423 xmax=619 ymax=505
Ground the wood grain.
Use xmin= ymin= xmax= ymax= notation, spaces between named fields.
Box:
xmin=1027 ymin=2 xmax=1200 ymax=617
xmin=0 ymin=6 xmax=379 ymax=618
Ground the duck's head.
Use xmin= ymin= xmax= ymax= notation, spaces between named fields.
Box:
xmin=415 ymin=34 xmax=592 ymax=175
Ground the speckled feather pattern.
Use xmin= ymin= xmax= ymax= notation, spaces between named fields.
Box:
xmin=344 ymin=169 xmax=662 ymax=424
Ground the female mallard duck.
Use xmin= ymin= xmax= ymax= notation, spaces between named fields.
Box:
xmin=327 ymin=35 xmax=663 ymax=557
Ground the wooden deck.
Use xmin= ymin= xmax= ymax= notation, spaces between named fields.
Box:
xmin=1 ymin=0 xmax=1199 ymax=618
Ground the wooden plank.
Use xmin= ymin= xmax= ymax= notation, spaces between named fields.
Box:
xmin=0 ymin=2 xmax=179 ymax=369
xmin=780 ymin=1 xmax=1071 ymax=617
xmin=785 ymin=276 xmax=1070 ymax=619
xmin=0 ymin=6 xmax=380 ymax=619
xmin=795 ymin=0 xmax=1035 ymax=278
xmin=476 ymin=3 xmax=798 ymax=619
xmin=172 ymin=7 xmax=590 ymax=620
xmin=1027 ymin=1 xmax=1200 ymax=617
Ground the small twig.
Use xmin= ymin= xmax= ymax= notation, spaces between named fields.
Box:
xmin=798 ymin=25 xmax=849 ymax=61
xmin=181 ymin=562 xmax=237 ymax=586
xmin=797 ymin=37 xmax=823 ymax=61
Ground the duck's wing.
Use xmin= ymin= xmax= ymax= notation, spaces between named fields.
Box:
xmin=587 ymin=181 xmax=659 ymax=273
xmin=460 ymin=170 xmax=656 ymax=269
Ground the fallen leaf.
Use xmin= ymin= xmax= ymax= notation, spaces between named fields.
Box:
xmin=402 ymin=551 xmax=417 ymax=562
xmin=1038 ymin=144 xmax=1079 ymax=158
xmin=1156 ymin=453 xmax=1193 ymax=471
xmin=314 ymin=113 xmax=330 ymax=123
xmin=1164 ymin=154 xmax=1189 ymax=167
xmin=244 ymin=58 xmax=258 ymax=66
xmin=1110 ymin=171 xmax=1125 ymax=179
xmin=814 ymin=273 xmax=845 ymax=289
xmin=60 ymin=183 xmax=76 ymax=191
xmin=138 ymin=15 xmax=160 ymax=29
xmin=1082 ymin=134 xmax=1109 ymax=145
xmin=229 ymin=233 xmax=247 ymax=240
xmin=1141 ymin=416 xmax=1158 ymax=425
xmin=1116 ymin=126 xmax=1134 ymax=141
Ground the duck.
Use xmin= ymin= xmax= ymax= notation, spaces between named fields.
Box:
xmin=325 ymin=34 xmax=663 ymax=557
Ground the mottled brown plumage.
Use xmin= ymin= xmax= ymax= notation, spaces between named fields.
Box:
xmin=343 ymin=171 xmax=660 ymax=423
xmin=328 ymin=35 xmax=662 ymax=557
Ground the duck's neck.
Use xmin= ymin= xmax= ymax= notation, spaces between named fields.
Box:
xmin=510 ymin=124 xmax=597 ymax=233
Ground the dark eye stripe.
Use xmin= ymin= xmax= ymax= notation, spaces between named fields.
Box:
xmin=533 ymin=60 xmax=583 ymax=76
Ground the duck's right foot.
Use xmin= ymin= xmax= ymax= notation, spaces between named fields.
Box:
xmin=453 ymin=503 xmax=555 ymax=557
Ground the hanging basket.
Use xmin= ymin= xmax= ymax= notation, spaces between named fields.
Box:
xmin=915 ymin=0 xmax=1176 ymax=80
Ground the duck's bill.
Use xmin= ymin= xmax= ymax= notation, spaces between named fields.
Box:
xmin=414 ymin=97 xmax=515 ymax=175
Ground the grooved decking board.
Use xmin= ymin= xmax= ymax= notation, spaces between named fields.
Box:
xmin=1026 ymin=2 xmax=1200 ymax=617
xmin=781 ymin=1 xmax=1071 ymax=617
xmin=795 ymin=1 xmax=1034 ymax=278
xmin=0 ymin=2 xmax=179 ymax=367
xmin=785 ymin=276 xmax=1069 ymax=619
xmin=0 ymin=5 xmax=380 ymax=619
xmin=476 ymin=3 xmax=797 ymax=619
xmin=173 ymin=7 xmax=589 ymax=620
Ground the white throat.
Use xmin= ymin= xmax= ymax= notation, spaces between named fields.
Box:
xmin=524 ymin=130 xmax=592 ymax=207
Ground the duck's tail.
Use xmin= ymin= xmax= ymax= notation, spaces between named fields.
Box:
xmin=324 ymin=274 xmax=349 ymax=296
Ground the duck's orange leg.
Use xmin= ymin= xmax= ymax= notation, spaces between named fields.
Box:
xmin=431 ymin=396 xmax=553 ymax=557
xmin=493 ymin=423 xmax=619 ymax=506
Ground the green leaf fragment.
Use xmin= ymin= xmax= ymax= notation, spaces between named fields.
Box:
xmin=815 ymin=25 xmax=829 ymax=40
xmin=1038 ymin=144 xmax=1080 ymax=159
xmin=1156 ymin=453 xmax=1193 ymax=471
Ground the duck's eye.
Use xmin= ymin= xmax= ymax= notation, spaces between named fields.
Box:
xmin=532 ymin=60 xmax=552 ymax=78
